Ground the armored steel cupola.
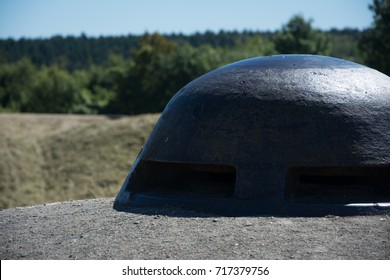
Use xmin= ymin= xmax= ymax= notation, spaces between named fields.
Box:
xmin=114 ymin=55 xmax=390 ymax=216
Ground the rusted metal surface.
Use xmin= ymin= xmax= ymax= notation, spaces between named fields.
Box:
xmin=114 ymin=55 xmax=390 ymax=216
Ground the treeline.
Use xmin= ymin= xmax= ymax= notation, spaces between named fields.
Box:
xmin=0 ymin=31 xmax=278 ymax=114
xmin=1 ymin=10 xmax=388 ymax=115
xmin=0 ymin=29 xmax=361 ymax=71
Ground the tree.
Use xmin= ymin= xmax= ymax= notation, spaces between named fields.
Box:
xmin=107 ymin=33 xmax=177 ymax=114
xmin=359 ymin=0 xmax=390 ymax=75
xmin=225 ymin=35 xmax=275 ymax=62
xmin=273 ymin=15 xmax=331 ymax=55
xmin=106 ymin=33 xmax=228 ymax=114
xmin=26 ymin=65 xmax=82 ymax=113
xmin=328 ymin=28 xmax=363 ymax=63
xmin=0 ymin=58 xmax=36 ymax=112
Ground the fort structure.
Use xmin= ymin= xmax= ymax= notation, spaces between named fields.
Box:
xmin=115 ymin=55 xmax=390 ymax=216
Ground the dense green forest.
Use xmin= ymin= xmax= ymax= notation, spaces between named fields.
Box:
xmin=0 ymin=28 xmax=361 ymax=71
xmin=1 ymin=3 xmax=389 ymax=115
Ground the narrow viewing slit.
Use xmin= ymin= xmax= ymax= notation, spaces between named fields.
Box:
xmin=129 ymin=160 xmax=236 ymax=197
xmin=285 ymin=166 xmax=390 ymax=203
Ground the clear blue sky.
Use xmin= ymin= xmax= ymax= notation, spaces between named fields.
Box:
xmin=0 ymin=0 xmax=373 ymax=39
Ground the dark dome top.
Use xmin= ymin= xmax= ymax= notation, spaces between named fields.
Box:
xmin=115 ymin=55 xmax=390 ymax=216
xmin=220 ymin=54 xmax=365 ymax=69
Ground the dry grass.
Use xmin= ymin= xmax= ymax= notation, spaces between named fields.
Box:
xmin=0 ymin=113 xmax=159 ymax=209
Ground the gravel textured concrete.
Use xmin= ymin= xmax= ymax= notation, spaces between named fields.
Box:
xmin=0 ymin=198 xmax=389 ymax=260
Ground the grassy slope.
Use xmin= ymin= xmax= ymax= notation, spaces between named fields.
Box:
xmin=0 ymin=113 xmax=159 ymax=209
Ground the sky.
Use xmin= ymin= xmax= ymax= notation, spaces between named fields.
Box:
xmin=0 ymin=0 xmax=373 ymax=39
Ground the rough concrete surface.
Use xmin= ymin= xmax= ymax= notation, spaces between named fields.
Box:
xmin=0 ymin=198 xmax=389 ymax=260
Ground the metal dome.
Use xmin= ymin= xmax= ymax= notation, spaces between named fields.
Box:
xmin=114 ymin=55 xmax=390 ymax=216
